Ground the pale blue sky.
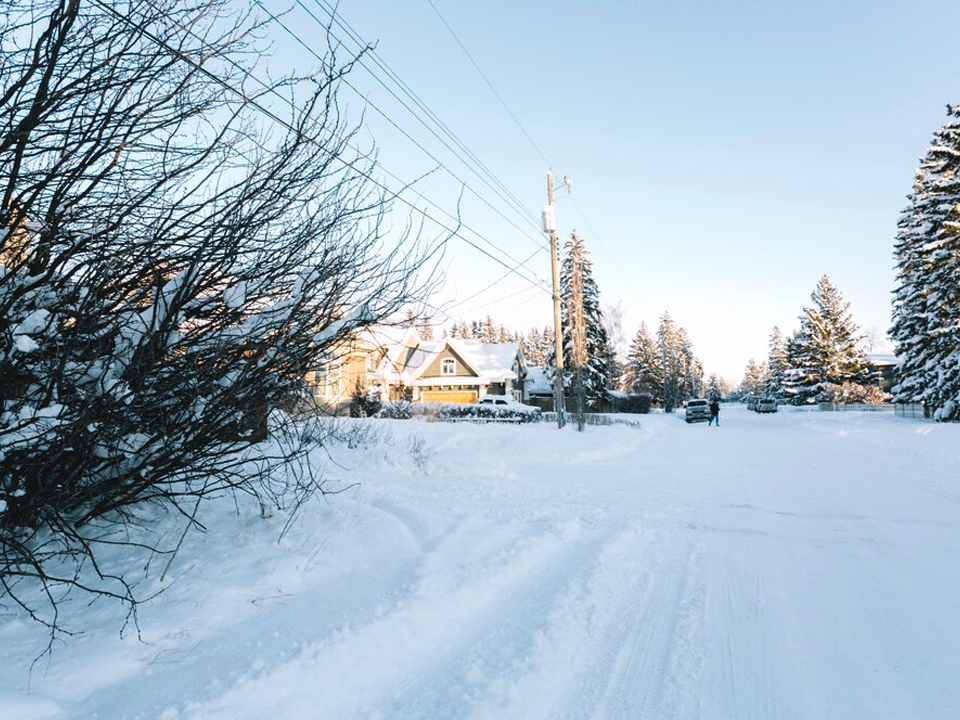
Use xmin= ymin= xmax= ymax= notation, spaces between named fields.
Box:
xmin=261 ymin=0 xmax=960 ymax=381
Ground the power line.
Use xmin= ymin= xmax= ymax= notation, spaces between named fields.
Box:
xmin=274 ymin=0 xmax=548 ymax=250
xmin=440 ymin=247 xmax=544 ymax=315
xmin=306 ymin=0 xmax=543 ymax=235
xmin=423 ymin=2 xmax=634 ymax=296
xmin=425 ymin=0 xmax=552 ymax=168
xmin=439 ymin=283 xmax=544 ymax=323
xmin=89 ymin=0 xmax=551 ymax=295
xmin=565 ymin=193 xmax=636 ymax=290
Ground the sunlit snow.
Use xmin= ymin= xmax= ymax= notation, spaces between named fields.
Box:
xmin=2 ymin=406 xmax=958 ymax=719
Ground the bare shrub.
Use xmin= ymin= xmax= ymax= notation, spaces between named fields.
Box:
xmin=0 ymin=0 xmax=437 ymax=646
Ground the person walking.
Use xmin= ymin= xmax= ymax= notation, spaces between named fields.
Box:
xmin=708 ymin=399 xmax=720 ymax=426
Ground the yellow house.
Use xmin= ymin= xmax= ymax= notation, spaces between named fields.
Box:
xmin=307 ymin=325 xmax=527 ymax=410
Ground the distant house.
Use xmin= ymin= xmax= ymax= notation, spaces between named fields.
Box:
xmin=308 ymin=326 xmax=527 ymax=410
xmin=867 ymin=353 xmax=900 ymax=393
xmin=393 ymin=337 xmax=527 ymax=404
xmin=523 ymin=366 xmax=555 ymax=411
xmin=306 ymin=324 xmax=420 ymax=411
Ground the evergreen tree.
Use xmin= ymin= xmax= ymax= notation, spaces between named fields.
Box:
xmin=554 ymin=232 xmax=609 ymax=414
xmin=706 ymin=374 xmax=733 ymax=400
xmin=782 ymin=275 xmax=873 ymax=404
xmin=657 ymin=312 xmax=685 ymax=413
xmin=765 ymin=326 xmax=789 ymax=400
xmin=890 ymin=104 xmax=960 ymax=418
xmin=625 ymin=322 xmax=661 ymax=400
xmin=677 ymin=328 xmax=703 ymax=400
xmin=480 ymin=315 xmax=497 ymax=343
xmin=419 ymin=316 xmax=434 ymax=341
xmin=741 ymin=359 xmax=770 ymax=397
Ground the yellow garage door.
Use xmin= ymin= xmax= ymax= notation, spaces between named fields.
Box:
xmin=421 ymin=390 xmax=478 ymax=404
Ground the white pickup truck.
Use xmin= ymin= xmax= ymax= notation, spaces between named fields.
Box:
xmin=685 ymin=399 xmax=711 ymax=423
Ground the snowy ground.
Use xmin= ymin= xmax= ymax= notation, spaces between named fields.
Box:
xmin=2 ymin=405 xmax=959 ymax=719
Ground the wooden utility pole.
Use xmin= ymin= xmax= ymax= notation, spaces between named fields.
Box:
xmin=546 ymin=170 xmax=566 ymax=428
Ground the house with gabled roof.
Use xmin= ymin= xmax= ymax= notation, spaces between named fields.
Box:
xmin=307 ymin=325 xmax=527 ymax=410
xmin=397 ymin=338 xmax=526 ymax=404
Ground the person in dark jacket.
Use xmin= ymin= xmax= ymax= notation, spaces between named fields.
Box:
xmin=708 ymin=399 xmax=720 ymax=426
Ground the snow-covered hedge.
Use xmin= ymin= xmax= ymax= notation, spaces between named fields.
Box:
xmin=430 ymin=402 xmax=542 ymax=423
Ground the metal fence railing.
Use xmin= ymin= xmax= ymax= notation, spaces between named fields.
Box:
xmin=894 ymin=403 xmax=929 ymax=419
xmin=820 ymin=402 xmax=895 ymax=412
xmin=541 ymin=412 xmax=642 ymax=428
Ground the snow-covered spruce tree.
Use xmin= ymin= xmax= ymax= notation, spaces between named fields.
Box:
xmin=781 ymin=275 xmax=873 ymax=404
xmin=550 ymin=232 xmax=609 ymax=422
xmin=657 ymin=312 xmax=685 ymax=412
xmin=418 ymin=317 xmax=434 ymax=341
xmin=0 ymin=0 xmax=435 ymax=636
xmin=625 ymin=322 xmax=662 ymax=401
xmin=705 ymin=373 xmax=732 ymax=401
xmin=741 ymin=359 xmax=770 ymax=398
xmin=677 ymin=328 xmax=704 ymax=400
xmin=890 ymin=105 xmax=960 ymax=419
xmin=765 ymin=326 xmax=790 ymax=400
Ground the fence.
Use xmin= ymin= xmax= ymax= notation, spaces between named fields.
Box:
xmin=819 ymin=402 xmax=895 ymax=413
xmin=894 ymin=403 xmax=929 ymax=419
xmin=541 ymin=412 xmax=641 ymax=428
xmin=431 ymin=415 xmax=523 ymax=424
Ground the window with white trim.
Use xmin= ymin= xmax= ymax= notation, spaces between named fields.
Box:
xmin=441 ymin=358 xmax=456 ymax=375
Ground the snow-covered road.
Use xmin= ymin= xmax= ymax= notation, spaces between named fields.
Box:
xmin=3 ymin=406 xmax=959 ymax=719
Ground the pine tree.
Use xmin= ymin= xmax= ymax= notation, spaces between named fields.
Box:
xmin=540 ymin=325 xmax=555 ymax=366
xmin=741 ymin=359 xmax=770 ymax=397
xmin=419 ymin=317 xmax=434 ymax=340
xmin=657 ymin=312 xmax=685 ymax=413
xmin=625 ymin=322 xmax=661 ymax=400
xmin=706 ymin=374 xmax=732 ymax=400
xmin=765 ymin=326 xmax=789 ymax=400
xmin=554 ymin=232 xmax=609 ymax=415
xmin=890 ymin=104 xmax=960 ymax=418
xmin=782 ymin=275 xmax=872 ymax=404
xmin=479 ymin=315 xmax=496 ymax=343
xmin=677 ymin=328 xmax=703 ymax=401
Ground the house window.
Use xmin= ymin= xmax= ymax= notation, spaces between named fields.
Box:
xmin=366 ymin=352 xmax=379 ymax=373
xmin=314 ymin=363 xmax=341 ymax=397
xmin=441 ymin=358 xmax=456 ymax=375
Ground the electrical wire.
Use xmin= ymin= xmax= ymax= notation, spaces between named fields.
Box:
xmin=89 ymin=0 xmax=551 ymax=294
xmin=306 ymin=0 xmax=542 ymax=234
xmin=274 ymin=0 xmax=548 ymax=250
xmin=425 ymin=0 xmax=552 ymax=169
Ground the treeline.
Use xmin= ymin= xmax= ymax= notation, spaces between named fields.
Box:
xmin=739 ymin=275 xmax=881 ymax=404
xmin=436 ymin=232 xmax=706 ymax=415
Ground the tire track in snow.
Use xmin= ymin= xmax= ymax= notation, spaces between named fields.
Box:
xmin=575 ymin=537 xmax=698 ymax=719
xmin=382 ymin=528 xmax=611 ymax=719
xmin=183 ymin=520 xmax=600 ymax=719
xmin=714 ymin=552 xmax=783 ymax=720
xmin=466 ymin=522 xmax=705 ymax=720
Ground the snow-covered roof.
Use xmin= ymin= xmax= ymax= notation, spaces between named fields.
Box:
xmin=867 ymin=353 xmax=901 ymax=366
xmin=360 ymin=324 xmax=418 ymax=349
xmin=409 ymin=339 xmax=520 ymax=383
xmin=525 ymin=366 xmax=553 ymax=395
